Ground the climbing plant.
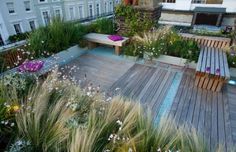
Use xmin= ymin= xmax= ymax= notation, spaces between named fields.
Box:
xmin=115 ymin=4 xmax=155 ymax=36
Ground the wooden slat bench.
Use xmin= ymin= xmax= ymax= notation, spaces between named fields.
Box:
xmin=195 ymin=47 xmax=230 ymax=92
xmin=180 ymin=33 xmax=231 ymax=49
xmin=84 ymin=33 xmax=129 ymax=55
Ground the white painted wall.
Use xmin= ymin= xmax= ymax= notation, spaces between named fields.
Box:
xmin=161 ymin=0 xmax=236 ymax=13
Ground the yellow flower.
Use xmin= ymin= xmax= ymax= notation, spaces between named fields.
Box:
xmin=12 ymin=105 xmax=20 ymax=112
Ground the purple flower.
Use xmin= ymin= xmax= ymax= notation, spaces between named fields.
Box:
xmin=216 ymin=68 xmax=220 ymax=75
xmin=17 ymin=60 xmax=44 ymax=72
xmin=205 ymin=67 xmax=211 ymax=73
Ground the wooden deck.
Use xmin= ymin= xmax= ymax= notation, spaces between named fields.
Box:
xmin=61 ymin=53 xmax=236 ymax=151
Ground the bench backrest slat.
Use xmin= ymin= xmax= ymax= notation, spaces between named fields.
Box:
xmin=180 ymin=33 xmax=231 ymax=49
xmin=200 ymin=47 xmax=207 ymax=73
xmin=218 ymin=49 xmax=225 ymax=77
xmin=210 ymin=47 xmax=215 ymax=75
xmin=222 ymin=51 xmax=230 ymax=79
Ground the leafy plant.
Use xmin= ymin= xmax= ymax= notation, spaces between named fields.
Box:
xmin=88 ymin=18 xmax=115 ymax=34
xmin=133 ymin=26 xmax=200 ymax=62
xmin=28 ymin=19 xmax=87 ymax=57
xmin=115 ymin=4 xmax=155 ymax=36
xmin=8 ymin=32 xmax=30 ymax=43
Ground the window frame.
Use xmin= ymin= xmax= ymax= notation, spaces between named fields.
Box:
xmin=24 ymin=1 xmax=31 ymax=12
xmin=6 ymin=2 xmax=15 ymax=14
xmin=13 ymin=23 xmax=23 ymax=34
xmin=41 ymin=10 xmax=50 ymax=26
xmin=29 ymin=20 xmax=36 ymax=31
xmin=162 ymin=0 xmax=176 ymax=3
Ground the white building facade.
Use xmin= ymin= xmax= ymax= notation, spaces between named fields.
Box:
xmin=159 ymin=0 xmax=236 ymax=27
xmin=0 ymin=0 xmax=119 ymax=46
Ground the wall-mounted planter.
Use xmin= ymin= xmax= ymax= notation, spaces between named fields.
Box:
xmin=124 ymin=55 xmax=139 ymax=61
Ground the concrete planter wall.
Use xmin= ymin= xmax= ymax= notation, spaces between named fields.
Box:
xmin=155 ymin=55 xmax=197 ymax=69
xmin=124 ymin=55 xmax=139 ymax=61
xmin=143 ymin=51 xmax=197 ymax=68
xmin=230 ymin=67 xmax=236 ymax=77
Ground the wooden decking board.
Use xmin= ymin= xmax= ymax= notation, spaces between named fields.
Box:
xmin=222 ymin=87 xmax=233 ymax=151
xmin=185 ymin=85 xmax=198 ymax=126
xmin=152 ymin=71 xmax=176 ymax=117
xmin=124 ymin=67 xmax=156 ymax=98
xmin=140 ymin=70 xmax=167 ymax=104
xmin=174 ymin=74 xmax=192 ymax=125
xmin=197 ymin=89 xmax=207 ymax=134
xmin=204 ymin=90 xmax=212 ymax=150
xmin=130 ymin=68 xmax=159 ymax=99
xmin=108 ymin=64 xmax=144 ymax=94
xmin=137 ymin=68 xmax=163 ymax=102
xmin=122 ymin=66 xmax=153 ymax=98
xmin=211 ymin=92 xmax=218 ymax=151
xmin=149 ymin=70 xmax=173 ymax=108
xmin=179 ymin=75 xmax=195 ymax=125
xmin=192 ymin=87 xmax=202 ymax=129
xmin=217 ymin=92 xmax=226 ymax=151
xmin=168 ymin=74 xmax=188 ymax=118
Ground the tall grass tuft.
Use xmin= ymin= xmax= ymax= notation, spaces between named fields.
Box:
xmin=14 ymin=72 xmax=77 ymax=151
xmin=28 ymin=18 xmax=87 ymax=57
xmin=69 ymin=96 xmax=209 ymax=152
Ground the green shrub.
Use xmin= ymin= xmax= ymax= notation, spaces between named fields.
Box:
xmin=8 ymin=32 xmax=30 ymax=43
xmin=123 ymin=43 xmax=142 ymax=57
xmin=89 ymin=18 xmax=115 ymax=34
xmin=28 ymin=19 xmax=87 ymax=57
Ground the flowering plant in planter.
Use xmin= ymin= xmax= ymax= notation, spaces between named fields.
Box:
xmin=17 ymin=60 xmax=44 ymax=73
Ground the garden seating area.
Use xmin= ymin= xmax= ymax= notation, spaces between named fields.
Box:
xmin=0 ymin=5 xmax=236 ymax=152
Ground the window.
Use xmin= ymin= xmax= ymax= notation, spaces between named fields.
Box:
xmin=96 ymin=4 xmax=100 ymax=16
xmin=39 ymin=0 xmax=46 ymax=2
xmin=104 ymin=2 xmax=107 ymax=13
xmin=109 ymin=1 xmax=113 ymax=12
xmin=78 ymin=5 xmax=83 ymax=19
xmin=29 ymin=21 xmax=36 ymax=30
xmin=42 ymin=11 xmax=50 ymax=26
xmin=6 ymin=2 xmax=15 ymax=14
xmin=192 ymin=0 xmax=223 ymax=4
xmin=24 ymin=1 xmax=31 ymax=11
xmin=162 ymin=0 xmax=175 ymax=3
xmin=54 ymin=9 xmax=61 ymax=18
xmin=69 ymin=7 xmax=74 ymax=20
xmin=88 ymin=4 xmax=93 ymax=17
xmin=13 ymin=24 xmax=22 ymax=34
